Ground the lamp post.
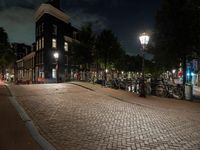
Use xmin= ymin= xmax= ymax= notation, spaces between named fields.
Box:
xmin=53 ymin=52 xmax=59 ymax=83
xmin=105 ymin=69 xmax=108 ymax=85
xmin=139 ymin=32 xmax=150 ymax=97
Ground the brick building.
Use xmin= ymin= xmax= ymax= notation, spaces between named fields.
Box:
xmin=34 ymin=0 xmax=79 ymax=82
xmin=15 ymin=0 xmax=79 ymax=83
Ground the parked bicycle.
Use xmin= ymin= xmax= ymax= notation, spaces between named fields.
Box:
xmin=155 ymin=79 xmax=184 ymax=99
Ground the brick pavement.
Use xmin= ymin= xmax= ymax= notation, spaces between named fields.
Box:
xmin=71 ymin=82 xmax=200 ymax=115
xmin=9 ymin=83 xmax=200 ymax=150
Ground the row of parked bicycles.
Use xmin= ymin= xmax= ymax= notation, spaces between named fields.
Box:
xmin=93 ymin=78 xmax=184 ymax=99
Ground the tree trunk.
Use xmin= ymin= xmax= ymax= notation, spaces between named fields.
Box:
xmin=104 ymin=57 xmax=107 ymax=82
xmin=182 ymin=56 xmax=187 ymax=99
xmin=182 ymin=56 xmax=186 ymax=85
xmin=1 ymin=66 xmax=5 ymax=80
xmin=96 ymin=60 xmax=99 ymax=80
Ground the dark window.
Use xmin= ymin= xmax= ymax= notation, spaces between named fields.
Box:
xmin=73 ymin=31 xmax=77 ymax=39
xmin=52 ymin=24 xmax=57 ymax=35
xmin=65 ymin=55 xmax=68 ymax=65
xmin=39 ymin=25 xmax=41 ymax=36
xmin=41 ymin=23 xmax=44 ymax=33
xmin=42 ymin=51 xmax=44 ymax=63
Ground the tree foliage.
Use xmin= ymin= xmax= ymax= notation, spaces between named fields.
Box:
xmin=0 ymin=27 xmax=16 ymax=78
xmin=96 ymin=29 xmax=125 ymax=70
xmin=72 ymin=25 xmax=126 ymax=72
xmin=71 ymin=24 xmax=155 ymax=74
xmin=71 ymin=23 xmax=95 ymax=70
xmin=151 ymin=0 xmax=200 ymax=83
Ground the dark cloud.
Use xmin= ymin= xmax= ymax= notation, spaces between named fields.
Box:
xmin=0 ymin=0 xmax=108 ymax=45
xmin=0 ymin=7 xmax=35 ymax=44
xmin=67 ymin=9 xmax=108 ymax=31
xmin=0 ymin=0 xmax=43 ymax=10
xmin=0 ymin=0 xmax=162 ymax=55
xmin=0 ymin=0 xmax=100 ymax=10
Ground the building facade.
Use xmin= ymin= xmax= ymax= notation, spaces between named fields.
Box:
xmin=12 ymin=43 xmax=32 ymax=82
xmin=34 ymin=0 xmax=78 ymax=82
xmin=15 ymin=0 xmax=79 ymax=83
xmin=16 ymin=52 xmax=35 ymax=83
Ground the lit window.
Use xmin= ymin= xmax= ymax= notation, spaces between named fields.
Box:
xmin=53 ymin=24 xmax=57 ymax=35
xmin=39 ymin=71 xmax=44 ymax=78
xmin=42 ymin=37 xmax=44 ymax=48
xmin=52 ymin=69 xmax=56 ymax=79
xmin=64 ymin=42 xmax=68 ymax=51
xmin=52 ymin=38 xmax=57 ymax=48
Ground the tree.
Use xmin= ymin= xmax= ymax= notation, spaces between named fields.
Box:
xmin=96 ymin=29 xmax=125 ymax=71
xmin=152 ymin=0 xmax=200 ymax=84
xmin=0 ymin=27 xmax=15 ymax=79
xmin=71 ymin=23 xmax=95 ymax=70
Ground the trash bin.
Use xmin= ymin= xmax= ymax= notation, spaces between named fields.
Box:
xmin=185 ymin=84 xmax=192 ymax=100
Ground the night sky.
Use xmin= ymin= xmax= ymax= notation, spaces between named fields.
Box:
xmin=0 ymin=0 xmax=161 ymax=55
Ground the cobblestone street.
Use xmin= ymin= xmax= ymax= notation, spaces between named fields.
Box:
xmin=9 ymin=83 xmax=200 ymax=150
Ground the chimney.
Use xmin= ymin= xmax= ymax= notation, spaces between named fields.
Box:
xmin=48 ymin=0 xmax=60 ymax=9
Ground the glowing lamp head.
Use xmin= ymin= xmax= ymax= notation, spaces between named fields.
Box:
xmin=139 ymin=32 xmax=150 ymax=45
xmin=53 ymin=52 xmax=59 ymax=59
xmin=105 ymin=69 xmax=108 ymax=73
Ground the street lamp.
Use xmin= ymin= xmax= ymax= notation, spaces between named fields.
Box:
xmin=105 ymin=69 xmax=108 ymax=73
xmin=139 ymin=32 xmax=150 ymax=97
xmin=53 ymin=52 xmax=59 ymax=83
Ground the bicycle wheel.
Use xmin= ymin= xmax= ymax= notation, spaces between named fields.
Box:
xmin=172 ymin=88 xmax=184 ymax=99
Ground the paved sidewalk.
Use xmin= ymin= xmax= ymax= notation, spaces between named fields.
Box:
xmin=70 ymin=81 xmax=200 ymax=114
xmin=0 ymin=84 xmax=42 ymax=150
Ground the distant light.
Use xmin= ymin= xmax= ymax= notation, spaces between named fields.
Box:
xmin=105 ymin=69 xmax=108 ymax=73
xmin=121 ymin=71 xmax=124 ymax=74
xmin=187 ymin=72 xmax=190 ymax=76
xmin=172 ymin=69 xmax=176 ymax=74
xmin=191 ymin=72 xmax=195 ymax=76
